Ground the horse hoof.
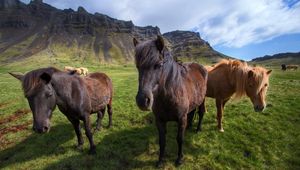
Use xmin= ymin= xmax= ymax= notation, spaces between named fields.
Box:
xmin=175 ymin=158 xmax=183 ymax=166
xmin=156 ymin=160 xmax=164 ymax=168
xmin=76 ymin=145 xmax=83 ymax=151
xmin=88 ymin=149 xmax=96 ymax=155
xmin=219 ymin=128 xmax=224 ymax=132
xmin=196 ymin=128 xmax=202 ymax=133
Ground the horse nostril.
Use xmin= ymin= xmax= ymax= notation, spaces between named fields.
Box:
xmin=145 ymin=97 xmax=150 ymax=106
xmin=43 ymin=126 xmax=49 ymax=132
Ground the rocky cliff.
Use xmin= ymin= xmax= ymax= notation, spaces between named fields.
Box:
xmin=0 ymin=0 xmax=227 ymax=64
xmin=163 ymin=30 xmax=228 ymax=62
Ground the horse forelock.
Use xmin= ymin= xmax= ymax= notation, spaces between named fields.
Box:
xmin=135 ymin=40 xmax=162 ymax=68
xmin=251 ymin=66 xmax=269 ymax=94
xmin=22 ymin=67 xmax=60 ymax=97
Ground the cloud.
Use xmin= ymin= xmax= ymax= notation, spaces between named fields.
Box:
xmin=21 ymin=0 xmax=300 ymax=48
xmin=195 ymin=0 xmax=300 ymax=47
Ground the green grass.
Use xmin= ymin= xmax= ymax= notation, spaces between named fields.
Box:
xmin=0 ymin=60 xmax=299 ymax=169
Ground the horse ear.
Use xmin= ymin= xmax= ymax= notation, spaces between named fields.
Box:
xmin=9 ymin=72 xmax=24 ymax=81
xmin=155 ymin=35 xmax=164 ymax=53
xmin=248 ymin=70 xmax=254 ymax=78
xmin=133 ymin=38 xmax=139 ymax=47
xmin=40 ymin=72 xmax=51 ymax=84
xmin=267 ymin=70 xmax=272 ymax=75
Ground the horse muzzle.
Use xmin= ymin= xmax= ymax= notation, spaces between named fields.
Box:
xmin=136 ymin=90 xmax=153 ymax=111
xmin=254 ymin=105 xmax=265 ymax=112
xmin=33 ymin=122 xmax=50 ymax=134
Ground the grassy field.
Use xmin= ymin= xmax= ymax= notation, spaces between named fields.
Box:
xmin=0 ymin=59 xmax=299 ymax=169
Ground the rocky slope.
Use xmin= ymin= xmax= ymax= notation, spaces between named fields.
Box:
xmin=0 ymin=0 xmax=227 ymax=64
xmin=163 ymin=31 xmax=228 ymax=62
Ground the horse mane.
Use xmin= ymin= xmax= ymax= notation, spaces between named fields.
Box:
xmin=251 ymin=66 xmax=269 ymax=94
xmin=159 ymin=49 xmax=187 ymax=96
xmin=22 ymin=67 xmax=60 ymax=97
xmin=212 ymin=59 xmax=249 ymax=99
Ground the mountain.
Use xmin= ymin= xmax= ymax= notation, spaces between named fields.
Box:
xmin=251 ymin=52 xmax=300 ymax=65
xmin=0 ymin=0 xmax=227 ymax=64
xmin=163 ymin=31 xmax=229 ymax=63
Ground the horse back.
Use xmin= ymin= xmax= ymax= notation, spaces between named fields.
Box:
xmin=206 ymin=64 xmax=237 ymax=99
xmin=185 ymin=63 xmax=208 ymax=109
xmin=84 ymin=72 xmax=113 ymax=112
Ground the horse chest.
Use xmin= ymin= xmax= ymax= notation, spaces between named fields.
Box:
xmin=153 ymin=97 xmax=189 ymax=121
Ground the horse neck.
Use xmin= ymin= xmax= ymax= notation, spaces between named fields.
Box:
xmin=50 ymin=73 xmax=71 ymax=103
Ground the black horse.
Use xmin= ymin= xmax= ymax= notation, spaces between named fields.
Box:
xmin=133 ymin=36 xmax=207 ymax=166
xmin=9 ymin=67 xmax=113 ymax=154
xmin=281 ymin=64 xmax=286 ymax=71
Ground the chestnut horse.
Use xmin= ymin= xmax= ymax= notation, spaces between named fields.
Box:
xmin=133 ymin=36 xmax=207 ymax=166
xmin=191 ymin=60 xmax=272 ymax=132
xmin=9 ymin=67 xmax=113 ymax=154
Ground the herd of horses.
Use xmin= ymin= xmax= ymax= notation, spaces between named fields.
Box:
xmin=9 ymin=36 xmax=273 ymax=167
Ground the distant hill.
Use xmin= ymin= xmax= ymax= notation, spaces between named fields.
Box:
xmin=0 ymin=0 xmax=227 ymax=64
xmin=251 ymin=52 xmax=300 ymax=65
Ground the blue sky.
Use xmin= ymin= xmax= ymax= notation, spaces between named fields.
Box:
xmin=21 ymin=0 xmax=300 ymax=60
xmin=215 ymin=33 xmax=300 ymax=60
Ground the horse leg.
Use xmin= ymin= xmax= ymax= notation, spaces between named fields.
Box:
xmin=156 ymin=119 xmax=167 ymax=167
xmin=107 ymin=102 xmax=113 ymax=128
xmin=175 ymin=115 xmax=187 ymax=166
xmin=186 ymin=109 xmax=195 ymax=129
xmin=68 ymin=117 xmax=84 ymax=150
xmin=83 ymin=115 xmax=96 ymax=154
xmin=95 ymin=109 xmax=105 ymax=131
xmin=196 ymin=99 xmax=206 ymax=132
xmin=216 ymin=99 xmax=224 ymax=132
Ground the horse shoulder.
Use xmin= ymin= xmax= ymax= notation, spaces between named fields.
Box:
xmin=206 ymin=66 xmax=234 ymax=99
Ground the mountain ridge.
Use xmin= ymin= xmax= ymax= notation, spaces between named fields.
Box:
xmin=251 ymin=52 xmax=300 ymax=65
xmin=0 ymin=0 xmax=227 ymax=64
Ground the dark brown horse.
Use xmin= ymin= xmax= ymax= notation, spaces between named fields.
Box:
xmin=133 ymin=36 xmax=207 ymax=166
xmin=9 ymin=67 xmax=113 ymax=154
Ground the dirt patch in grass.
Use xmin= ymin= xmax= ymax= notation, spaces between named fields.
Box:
xmin=0 ymin=109 xmax=31 ymax=147
xmin=0 ymin=109 xmax=31 ymax=125
xmin=0 ymin=102 xmax=9 ymax=109
xmin=0 ymin=120 xmax=31 ymax=147
xmin=0 ymin=121 xmax=31 ymax=137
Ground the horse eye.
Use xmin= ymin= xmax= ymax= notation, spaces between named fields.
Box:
xmin=45 ymin=92 xmax=52 ymax=98
xmin=154 ymin=63 xmax=162 ymax=69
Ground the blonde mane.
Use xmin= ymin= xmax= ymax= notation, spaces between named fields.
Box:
xmin=250 ymin=66 xmax=269 ymax=94
xmin=211 ymin=59 xmax=266 ymax=99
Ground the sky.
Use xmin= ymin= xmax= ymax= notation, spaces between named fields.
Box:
xmin=21 ymin=0 xmax=300 ymax=61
